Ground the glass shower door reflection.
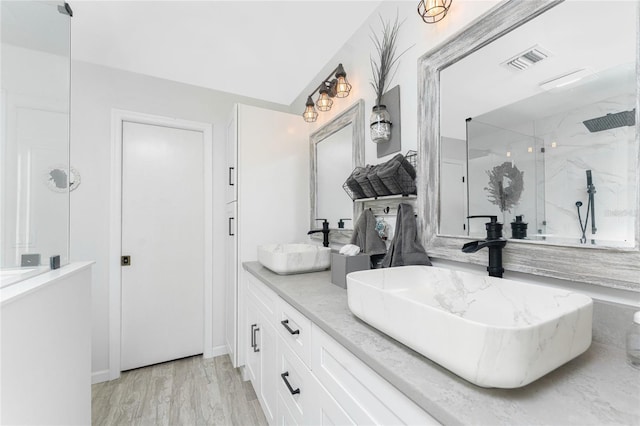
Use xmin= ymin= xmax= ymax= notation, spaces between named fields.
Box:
xmin=1 ymin=1 xmax=71 ymax=280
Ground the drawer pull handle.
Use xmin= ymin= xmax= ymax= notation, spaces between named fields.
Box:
xmin=228 ymin=217 xmax=235 ymax=236
xmin=251 ymin=324 xmax=260 ymax=352
xmin=229 ymin=167 xmax=235 ymax=186
xmin=281 ymin=372 xmax=300 ymax=395
xmin=281 ymin=319 xmax=300 ymax=335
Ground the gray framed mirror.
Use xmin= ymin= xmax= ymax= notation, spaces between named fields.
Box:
xmin=310 ymin=99 xmax=364 ymax=244
xmin=418 ymin=0 xmax=640 ymax=291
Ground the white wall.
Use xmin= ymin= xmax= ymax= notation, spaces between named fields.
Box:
xmin=290 ymin=1 xmax=639 ymax=306
xmin=70 ymin=60 xmax=290 ymax=378
xmin=291 ymin=1 xmax=501 ymax=161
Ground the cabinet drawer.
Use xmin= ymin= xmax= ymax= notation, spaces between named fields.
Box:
xmin=277 ymin=334 xmax=314 ymax=425
xmin=246 ymin=272 xmax=278 ymax=323
xmin=312 ymin=325 xmax=440 ymax=426
xmin=277 ymin=393 xmax=299 ymax=426
xmin=277 ymin=298 xmax=312 ymax=367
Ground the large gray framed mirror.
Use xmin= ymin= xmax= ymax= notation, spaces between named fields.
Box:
xmin=310 ymin=99 xmax=364 ymax=244
xmin=418 ymin=0 xmax=640 ymax=291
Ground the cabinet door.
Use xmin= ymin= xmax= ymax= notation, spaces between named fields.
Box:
xmin=277 ymin=393 xmax=299 ymax=426
xmin=245 ymin=293 xmax=260 ymax=386
xmin=258 ymin=311 xmax=277 ymax=425
xmin=224 ymin=201 xmax=238 ymax=366
xmin=312 ymin=325 xmax=439 ymax=425
xmin=277 ymin=334 xmax=318 ymax=426
xmin=225 ymin=105 xmax=237 ymax=203
xmin=314 ymin=381 xmax=356 ymax=426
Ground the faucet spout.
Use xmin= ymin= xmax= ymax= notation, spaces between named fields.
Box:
xmin=462 ymin=239 xmax=506 ymax=277
xmin=462 ymin=239 xmax=505 ymax=253
xmin=462 ymin=240 xmax=482 ymax=253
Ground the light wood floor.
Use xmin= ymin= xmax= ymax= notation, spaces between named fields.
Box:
xmin=92 ymin=355 xmax=268 ymax=426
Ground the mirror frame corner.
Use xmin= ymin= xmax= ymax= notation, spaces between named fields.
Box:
xmin=310 ymin=99 xmax=365 ymax=244
xmin=418 ymin=0 xmax=640 ymax=291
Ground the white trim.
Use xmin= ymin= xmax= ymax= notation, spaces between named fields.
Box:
xmin=109 ymin=109 xmax=214 ymax=380
xmin=210 ymin=345 xmax=228 ymax=358
xmin=91 ymin=369 xmax=110 ymax=385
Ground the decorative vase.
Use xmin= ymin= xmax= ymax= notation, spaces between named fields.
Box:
xmin=370 ymin=105 xmax=392 ymax=144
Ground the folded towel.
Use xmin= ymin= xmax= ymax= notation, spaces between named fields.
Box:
xmin=350 ymin=209 xmax=387 ymax=255
xmin=375 ymin=160 xmax=403 ymax=194
xmin=353 ymin=166 xmax=376 ymax=198
xmin=367 ymin=164 xmax=392 ymax=197
xmin=378 ymin=157 xmax=416 ymax=195
xmin=391 ymin=153 xmax=417 ymax=179
xmin=345 ymin=174 xmax=366 ymax=199
xmin=382 ymin=203 xmax=431 ymax=267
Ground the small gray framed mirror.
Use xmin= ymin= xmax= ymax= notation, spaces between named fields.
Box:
xmin=310 ymin=99 xmax=364 ymax=244
xmin=418 ymin=0 xmax=640 ymax=291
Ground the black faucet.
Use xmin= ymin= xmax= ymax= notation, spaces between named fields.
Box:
xmin=462 ymin=215 xmax=507 ymax=278
xmin=308 ymin=218 xmax=330 ymax=247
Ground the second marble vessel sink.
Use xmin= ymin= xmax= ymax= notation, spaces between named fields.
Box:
xmin=258 ymin=243 xmax=330 ymax=275
xmin=346 ymin=265 xmax=593 ymax=388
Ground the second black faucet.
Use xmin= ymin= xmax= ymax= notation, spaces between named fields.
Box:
xmin=308 ymin=218 xmax=330 ymax=247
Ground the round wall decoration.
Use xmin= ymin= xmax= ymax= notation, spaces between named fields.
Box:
xmin=484 ymin=161 xmax=524 ymax=212
xmin=45 ymin=166 xmax=81 ymax=193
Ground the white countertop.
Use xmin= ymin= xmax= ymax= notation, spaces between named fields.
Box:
xmin=244 ymin=261 xmax=640 ymax=426
xmin=0 ymin=262 xmax=94 ymax=306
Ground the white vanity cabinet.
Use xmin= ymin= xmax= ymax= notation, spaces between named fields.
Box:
xmin=311 ymin=326 xmax=439 ymax=425
xmin=277 ymin=333 xmax=317 ymax=425
xmin=244 ymin=274 xmax=440 ymax=426
xmin=224 ymin=104 xmax=309 ymax=368
xmin=277 ymin=335 xmax=355 ymax=426
xmin=246 ymin=273 xmax=279 ymax=424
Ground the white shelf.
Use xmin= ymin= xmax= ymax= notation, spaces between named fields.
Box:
xmin=354 ymin=194 xmax=417 ymax=203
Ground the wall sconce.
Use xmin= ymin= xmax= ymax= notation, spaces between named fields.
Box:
xmin=302 ymin=63 xmax=352 ymax=123
xmin=417 ymin=0 xmax=452 ymax=24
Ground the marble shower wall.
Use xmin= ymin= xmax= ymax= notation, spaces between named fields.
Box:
xmin=535 ymin=93 xmax=636 ymax=247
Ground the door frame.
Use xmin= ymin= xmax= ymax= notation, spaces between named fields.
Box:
xmin=109 ymin=109 xmax=213 ymax=380
xmin=441 ymin=158 xmax=468 ymax=235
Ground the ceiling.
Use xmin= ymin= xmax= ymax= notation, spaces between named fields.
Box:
xmin=70 ymin=1 xmax=383 ymax=106
xmin=440 ymin=0 xmax=637 ymax=140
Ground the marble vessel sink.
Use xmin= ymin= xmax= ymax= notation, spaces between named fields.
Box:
xmin=346 ymin=265 xmax=593 ymax=388
xmin=258 ymin=244 xmax=330 ymax=275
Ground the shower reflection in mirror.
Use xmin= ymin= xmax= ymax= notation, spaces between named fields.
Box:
xmin=464 ymin=78 xmax=636 ymax=247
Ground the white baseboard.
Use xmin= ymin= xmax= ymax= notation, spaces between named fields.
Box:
xmin=96 ymin=347 xmax=227 ymax=384
xmin=92 ymin=369 xmax=110 ymax=384
xmin=240 ymin=366 xmax=250 ymax=382
xmin=204 ymin=345 xmax=227 ymax=359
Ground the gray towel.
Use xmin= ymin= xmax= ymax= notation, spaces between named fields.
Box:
xmin=345 ymin=174 xmax=366 ymax=199
xmin=367 ymin=164 xmax=392 ymax=197
xmin=382 ymin=203 xmax=431 ymax=267
xmin=391 ymin=153 xmax=417 ymax=179
xmin=350 ymin=209 xmax=387 ymax=255
xmin=375 ymin=160 xmax=404 ymax=194
xmin=353 ymin=166 xmax=376 ymax=198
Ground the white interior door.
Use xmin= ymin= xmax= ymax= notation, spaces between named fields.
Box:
xmin=121 ymin=121 xmax=204 ymax=371
xmin=440 ymin=160 xmax=467 ymax=236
